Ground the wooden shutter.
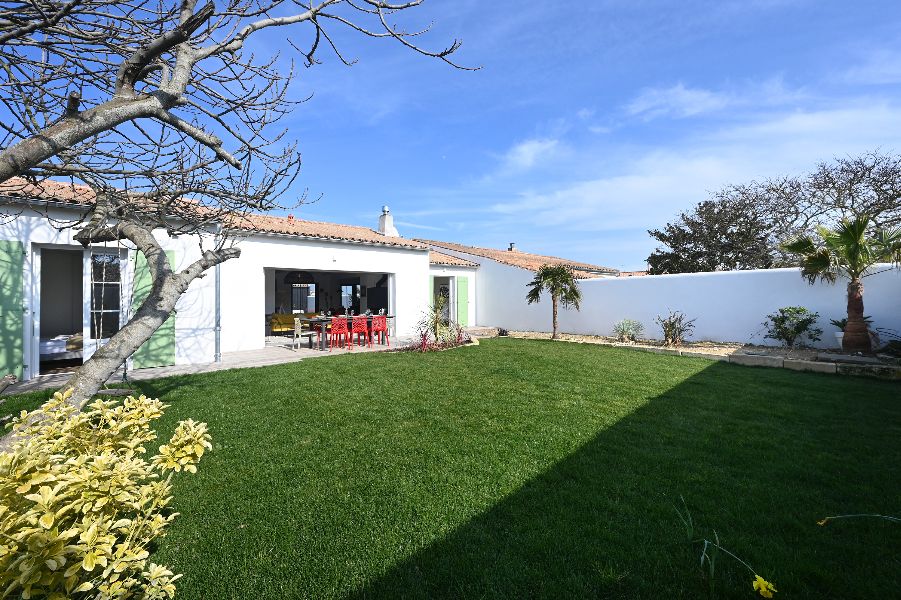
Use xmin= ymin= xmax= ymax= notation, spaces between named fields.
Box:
xmin=130 ymin=250 xmax=176 ymax=369
xmin=0 ymin=241 xmax=24 ymax=379
xmin=456 ymin=276 xmax=468 ymax=327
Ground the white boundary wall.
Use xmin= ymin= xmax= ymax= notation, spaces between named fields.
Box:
xmin=557 ymin=267 xmax=901 ymax=349
xmin=438 ymin=243 xmax=901 ymax=350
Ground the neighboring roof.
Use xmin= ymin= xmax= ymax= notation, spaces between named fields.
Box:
xmin=233 ymin=213 xmax=427 ymax=250
xmin=618 ymin=270 xmax=649 ymax=277
xmin=429 ymin=250 xmax=478 ymax=268
xmin=418 ymin=239 xmax=618 ymax=277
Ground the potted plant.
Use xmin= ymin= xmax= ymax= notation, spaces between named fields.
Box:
xmin=829 ymin=316 xmax=873 ymax=349
xmin=782 ymin=215 xmax=901 ymax=353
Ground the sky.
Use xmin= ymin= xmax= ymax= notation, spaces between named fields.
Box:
xmin=251 ymin=0 xmax=901 ymax=270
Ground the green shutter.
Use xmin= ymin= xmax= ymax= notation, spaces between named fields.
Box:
xmin=456 ymin=276 xmax=469 ymax=327
xmin=0 ymin=241 xmax=24 ymax=379
xmin=130 ymin=250 xmax=176 ymax=369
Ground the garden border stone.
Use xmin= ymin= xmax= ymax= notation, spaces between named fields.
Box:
xmin=679 ymin=351 xmax=728 ymax=361
xmin=784 ymin=359 xmax=837 ymax=374
xmin=504 ymin=331 xmax=900 ymax=380
xmin=729 ymin=354 xmax=784 ymax=368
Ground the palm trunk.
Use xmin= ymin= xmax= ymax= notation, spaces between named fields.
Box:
xmin=842 ymin=277 xmax=871 ymax=353
xmin=551 ymin=296 xmax=559 ymax=340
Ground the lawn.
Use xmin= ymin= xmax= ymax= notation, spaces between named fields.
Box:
xmin=4 ymin=338 xmax=900 ymax=598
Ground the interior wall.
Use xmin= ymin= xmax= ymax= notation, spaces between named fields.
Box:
xmin=40 ymin=249 xmax=82 ymax=337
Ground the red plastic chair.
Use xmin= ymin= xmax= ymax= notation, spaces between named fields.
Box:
xmin=370 ymin=315 xmax=389 ymax=347
xmin=351 ymin=316 xmax=370 ymax=349
xmin=328 ymin=316 xmax=350 ymax=351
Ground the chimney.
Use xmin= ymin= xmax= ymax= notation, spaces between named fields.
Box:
xmin=508 ymin=242 xmax=516 ymax=251
xmin=378 ymin=205 xmax=400 ymax=237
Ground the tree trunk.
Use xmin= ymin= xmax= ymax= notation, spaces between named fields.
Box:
xmin=63 ymin=274 xmax=185 ymax=406
xmin=842 ymin=277 xmax=871 ymax=353
xmin=551 ymin=296 xmax=559 ymax=340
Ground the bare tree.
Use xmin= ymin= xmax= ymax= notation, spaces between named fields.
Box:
xmin=0 ymin=0 xmax=469 ymax=407
xmin=647 ymin=151 xmax=901 ymax=273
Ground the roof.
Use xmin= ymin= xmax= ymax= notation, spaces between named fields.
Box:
xmin=0 ymin=177 xmax=426 ymax=250
xmin=0 ymin=177 xmax=96 ymax=205
xmin=418 ymin=239 xmax=618 ymax=277
xmin=429 ymin=250 xmax=478 ymax=268
xmin=618 ymin=270 xmax=649 ymax=277
xmin=231 ymin=213 xmax=427 ymax=249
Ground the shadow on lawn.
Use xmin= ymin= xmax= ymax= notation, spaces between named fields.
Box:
xmin=350 ymin=360 xmax=900 ymax=600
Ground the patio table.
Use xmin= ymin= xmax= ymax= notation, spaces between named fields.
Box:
xmin=298 ymin=315 xmax=395 ymax=351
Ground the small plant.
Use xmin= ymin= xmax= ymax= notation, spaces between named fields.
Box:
xmin=676 ymin=497 xmax=778 ymax=599
xmin=612 ymin=319 xmax=644 ymax=343
xmin=763 ymin=306 xmax=822 ymax=348
xmin=412 ymin=297 xmax=471 ymax=352
xmin=0 ymin=389 xmax=211 ymax=599
xmin=656 ymin=310 xmax=696 ymax=346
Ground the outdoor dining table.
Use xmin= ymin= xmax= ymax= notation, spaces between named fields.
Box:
xmin=299 ymin=315 xmax=395 ymax=351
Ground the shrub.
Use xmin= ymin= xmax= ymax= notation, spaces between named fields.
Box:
xmin=763 ymin=306 xmax=822 ymax=348
xmin=0 ymin=389 xmax=211 ymax=599
xmin=656 ymin=310 xmax=696 ymax=347
xmin=612 ymin=319 xmax=644 ymax=343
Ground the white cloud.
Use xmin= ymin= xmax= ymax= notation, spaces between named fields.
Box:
xmin=500 ymin=138 xmax=561 ymax=172
xmin=626 ymin=83 xmax=733 ymax=119
xmin=489 ymin=102 xmax=901 ymax=236
xmin=844 ymin=50 xmax=901 ymax=85
xmin=624 ymin=78 xmax=807 ymax=121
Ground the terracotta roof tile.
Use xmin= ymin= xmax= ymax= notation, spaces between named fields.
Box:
xmin=0 ymin=177 xmax=95 ymax=205
xmin=418 ymin=239 xmax=618 ymax=277
xmin=232 ymin=213 xmax=427 ymax=249
xmin=0 ymin=178 xmax=425 ymax=250
xmin=429 ymin=250 xmax=478 ymax=267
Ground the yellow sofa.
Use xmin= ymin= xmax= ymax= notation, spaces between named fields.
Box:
xmin=270 ymin=313 xmax=317 ymax=334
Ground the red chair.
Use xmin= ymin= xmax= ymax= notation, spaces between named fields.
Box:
xmin=351 ymin=316 xmax=370 ymax=349
xmin=370 ymin=315 xmax=389 ymax=347
xmin=328 ymin=316 xmax=350 ymax=351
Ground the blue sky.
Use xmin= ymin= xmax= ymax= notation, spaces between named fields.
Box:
xmin=257 ymin=0 xmax=901 ymax=270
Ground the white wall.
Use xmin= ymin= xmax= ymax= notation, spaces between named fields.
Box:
xmin=428 ymin=244 xmax=901 ymax=349
xmin=0 ymin=205 xmax=216 ymax=377
xmin=220 ymin=233 xmax=430 ymax=352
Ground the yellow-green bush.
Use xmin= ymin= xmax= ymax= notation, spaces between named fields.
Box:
xmin=0 ymin=389 xmax=211 ymax=599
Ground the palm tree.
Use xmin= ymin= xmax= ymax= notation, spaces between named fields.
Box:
xmin=782 ymin=215 xmax=901 ymax=353
xmin=525 ymin=264 xmax=582 ymax=339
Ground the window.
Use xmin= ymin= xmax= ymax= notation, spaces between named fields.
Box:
xmin=340 ymin=284 xmax=360 ymax=311
xmin=291 ymin=283 xmax=316 ymax=313
xmin=90 ymin=253 xmax=121 ymax=339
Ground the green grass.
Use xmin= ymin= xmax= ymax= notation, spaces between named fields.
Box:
xmin=4 ymin=338 xmax=900 ymax=598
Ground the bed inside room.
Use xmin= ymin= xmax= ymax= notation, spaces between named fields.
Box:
xmin=39 ymin=249 xmax=84 ymax=374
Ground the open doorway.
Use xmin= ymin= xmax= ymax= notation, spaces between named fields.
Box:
xmin=39 ymin=249 xmax=83 ymax=375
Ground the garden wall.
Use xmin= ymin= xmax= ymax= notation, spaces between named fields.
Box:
xmin=488 ymin=266 xmax=901 ymax=349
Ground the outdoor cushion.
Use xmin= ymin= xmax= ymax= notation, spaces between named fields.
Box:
xmin=270 ymin=313 xmax=295 ymax=333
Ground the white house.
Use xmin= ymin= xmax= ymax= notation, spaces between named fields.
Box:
xmin=1 ymin=178 xmax=619 ymax=382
